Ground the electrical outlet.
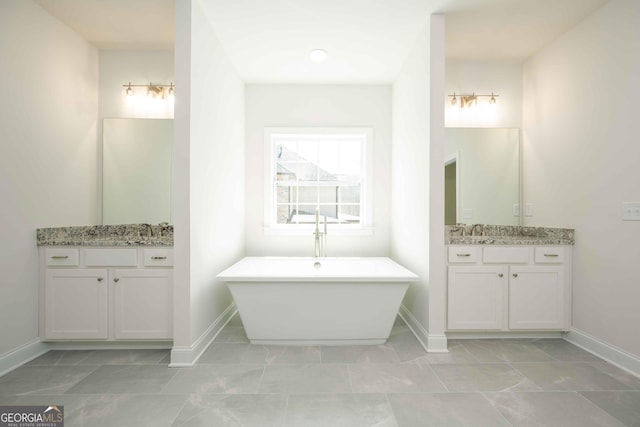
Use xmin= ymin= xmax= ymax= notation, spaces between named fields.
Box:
xmin=462 ymin=208 xmax=473 ymax=219
xmin=622 ymin=202 xmax=640 ymax=221
xmin=513 ymin=204 xmax=520 ymax=217
xmin=525 ymin=203 xmax=534 ymax=217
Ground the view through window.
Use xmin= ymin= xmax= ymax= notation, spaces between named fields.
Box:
xmin=269 ymin=131 xmax=367 ymax=227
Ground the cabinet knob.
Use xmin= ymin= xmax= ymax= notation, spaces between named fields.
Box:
xmin=114 ymin=278 xmax=120 ymax=283
xmin=51 ymin=255 xmax=69 ymax=259
xmin=97 ymin=277 xmax=103 ymax=282
xmin=456 ymin=253 xmax=471 ymax=257
xmin=498 ymin=273 xmax=504 ymax=278
xmin=544 ymin=254 xmax=559 ymax=257
xmin=512 ymin=273 xmax=518 ymax=278
xmin=151 ymin=256 xmax=167 ymax=260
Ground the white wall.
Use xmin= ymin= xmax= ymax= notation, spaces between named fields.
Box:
xmin=172 ymin=0 xmax=245 ymax=362
xmin=523 ymin=0 xmax=640 ymax=357
xmin=98 ymin=50 xmax=174 ymax=120
xmin=245 ymin=85 xmax=392 ymax=257
xmin=429 ymin=16 xmax=446 ymax=347
xmin=446 ymin=60 xmax=522 ymax=129
xmin=391 ymin=15 xmax=446 ymax=350
xmin=0 ymin=1 xmax=98 ymax=356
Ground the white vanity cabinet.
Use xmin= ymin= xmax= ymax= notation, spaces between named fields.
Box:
xmin=447 ymin=245 xmax=571 ymax=332
xmin=113 ymin=269 xmax=172 ymax=339
xmin=40 ymin=247 xmax=173 ymax=341
xmin=508 ymin=265 xmax=565 ymax=329
xmin=447 ymin=265 xmax=506 ymax=330
xmin=44 ymin=268 xmax=108 ymax=339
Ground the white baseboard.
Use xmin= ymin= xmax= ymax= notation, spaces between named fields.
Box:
xmin=447 ymin=331 xmax=564 ymax=339
xmin=0 ymin=339 xmax=50 ymax=377
xmin=564 ymin=328 xmax=640 ymax=378
xmin=169 ymin=303 xmax=237 ymax=367
xmin=49 ymin=341 xmax=172 ymax=350
xmin=1 ymin=305 xmax=240 ymax=375
xmin=426 ymin=334 xmax=449 ymax=352
xmin=399 ymin=305 xmax=448 ymax=353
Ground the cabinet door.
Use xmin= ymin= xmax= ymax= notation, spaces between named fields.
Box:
xmin=44 ymin=269 xmax=108 ymax=339
xmin=448 ymin=266 xmax=506 ymax=330
xmin=509 ymin=266 xmax=565 ymax=330
xmin=113 ymin=269 xmax=173 ymax=339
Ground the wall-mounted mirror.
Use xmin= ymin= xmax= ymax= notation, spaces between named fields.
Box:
xmin=444 ymin=128 xmax=520 ymax=226
xmin=102 ymin=118 xmax=173 ymax=225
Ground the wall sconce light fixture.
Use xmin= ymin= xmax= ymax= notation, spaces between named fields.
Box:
xmin=146 ymin=84 xmax=164 ymax=98
xmin=123 ymin=82 xmax=175 ymax=100
xmin=448 ymin=92 xmax=499 ymax=108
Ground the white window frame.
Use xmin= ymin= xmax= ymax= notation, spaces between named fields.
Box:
xmin=263 ymin=127 xmax=373 ymax=235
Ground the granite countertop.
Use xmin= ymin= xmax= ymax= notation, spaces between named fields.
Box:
xmin=37 ymin=224 xmax=173 ymax=247
xmin=445 ymin=224 xmax=574 ymax=245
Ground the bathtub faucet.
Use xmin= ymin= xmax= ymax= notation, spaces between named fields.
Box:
xmin=314 ymin=208 xmax=327 ymax=257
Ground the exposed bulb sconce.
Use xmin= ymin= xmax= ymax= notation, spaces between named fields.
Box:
xmin=461 ymin=93 xmax=477 ymax=108
xmin=447 ymin=92 xmax=499 ymax=108
xmin=122 ymin=82 xmax=175 ymax=100
xmin=146 ymin=83 xmax=164 ymax=98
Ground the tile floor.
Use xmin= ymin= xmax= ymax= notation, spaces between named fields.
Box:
xmin=1 ymin=315 xmax=639 ymax=426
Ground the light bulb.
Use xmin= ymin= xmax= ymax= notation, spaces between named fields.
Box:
xmin=147 ymin=84 xmax=164 ymax=98
xmin=125 ymin=83 xmax=134 ymax=97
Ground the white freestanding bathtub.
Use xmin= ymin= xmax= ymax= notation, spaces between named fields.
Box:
xmin=217 ymin=257 xmax=418 ymax=345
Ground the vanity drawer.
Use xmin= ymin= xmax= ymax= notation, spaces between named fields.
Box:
xmin=535 ymin=246 xmax=565 ymax=263
xmin=483 ymin=247 xmax=531 ymax=264
xmin=85 ymin=249 xmax=137 ymax=266
xmin=45 ymin=248 xmax=79 ymax=266
xmin=143 ymin=249 xmax=173 ymax=267
xmin=448 ymin=246 xmax=480 ymax=263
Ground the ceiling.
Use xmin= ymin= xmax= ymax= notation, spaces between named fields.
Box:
xmin=35 ymin=0 xmax=609 ymax=83
xmin=34 ymin=0 xmax=175 ymax=50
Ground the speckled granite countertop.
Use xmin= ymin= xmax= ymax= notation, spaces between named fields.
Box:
xmin=37 ymin=224 xmax=173 ymax=246
xmin=445 ymin=224 xmax=574 ymax=245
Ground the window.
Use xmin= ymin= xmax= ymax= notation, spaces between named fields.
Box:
xmin=264 ymin=128 xmax=372 ymax=232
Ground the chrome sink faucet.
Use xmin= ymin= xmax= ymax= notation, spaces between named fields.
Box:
xmin=450 ymin=223 xmax=466 ymax=237
xmin=158 ymin=222 xmax=170 ymax=237
xmin=140 ymin=223 xmax=153 ymax=238
xmin=471 ymin=224 xmax=485 ymax=236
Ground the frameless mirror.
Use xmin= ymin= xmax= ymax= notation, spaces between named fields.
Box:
xmin=102 ymin=118 xmax=173 ymax=225
xmin=444 ymin=128 xmax=520 ymax=226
